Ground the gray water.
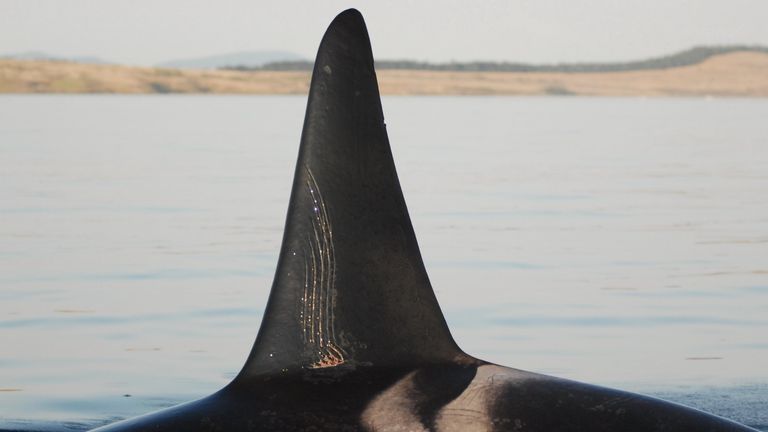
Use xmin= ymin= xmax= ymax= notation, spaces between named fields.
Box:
xmin=1 ymin=95 xmax=766 ymax=430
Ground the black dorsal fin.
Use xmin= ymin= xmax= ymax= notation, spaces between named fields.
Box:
xmin=236 ymin=9 xmax=463 ymax=378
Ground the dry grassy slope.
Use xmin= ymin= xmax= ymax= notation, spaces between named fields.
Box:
xmin=1 ymin=51 xmax=767 ymax=96
xmin=0 ymin=61 xmax=311 ymax=94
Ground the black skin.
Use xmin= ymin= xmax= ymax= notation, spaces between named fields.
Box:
xmin=95 ymin=363 xmax=754 ymax=431
xmin=92 ymin=9 xmax=758 ymax=432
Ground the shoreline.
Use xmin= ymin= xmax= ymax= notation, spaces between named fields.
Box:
xmin=1 ymin=51 xmax=768 ymax=97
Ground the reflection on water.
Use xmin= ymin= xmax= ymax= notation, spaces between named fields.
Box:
xmin=0 ymin=96 xmax=767 ymax=430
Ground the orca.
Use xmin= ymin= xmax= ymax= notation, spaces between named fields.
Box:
xmin=92 ymin=9 xmax=758 ymax=432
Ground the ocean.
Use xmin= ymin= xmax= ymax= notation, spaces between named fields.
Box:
xmin=1 ymin=95 xmax=766 ymax=430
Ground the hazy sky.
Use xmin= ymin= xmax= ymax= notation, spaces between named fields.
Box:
xmin=2 ymin=0 xmax=768 ymax=65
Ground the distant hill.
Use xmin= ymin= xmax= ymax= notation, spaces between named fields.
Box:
xmin=2 ymin=48 xmax=768 ymax=96
xmin=229 ymin=45 xmax=768 ymax=73
xmin=0 ymin=51 xmax=110 ymax=64
xmin=157 ymin=51 xmax=306 ymax=70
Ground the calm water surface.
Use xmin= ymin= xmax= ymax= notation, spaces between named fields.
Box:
xmin=1 ymin=95 xmax=767 ymax=430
